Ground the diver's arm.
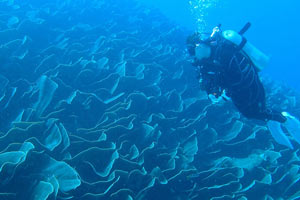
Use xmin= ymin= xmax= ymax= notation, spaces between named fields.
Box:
xmin=197 ymin=63 xmax=224 ymax=98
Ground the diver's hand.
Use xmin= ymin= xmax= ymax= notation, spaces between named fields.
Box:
xmin=208 ymin=90 xmax=231 ymax=104
xmin=208 ymin=94 xmax=223 ymax=104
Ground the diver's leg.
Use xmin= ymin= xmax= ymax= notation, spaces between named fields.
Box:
xmin=264 ymin=109 xmax=287 ymax=123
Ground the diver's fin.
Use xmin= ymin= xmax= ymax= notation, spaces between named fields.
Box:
xmin=282 ymin=112 xmax=300 ymax=145
xmin=267 ymin=120 xmax=294 ymax=149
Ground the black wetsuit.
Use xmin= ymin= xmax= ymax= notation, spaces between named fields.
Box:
xmin=195 ymin=38 xmax=287 ymax=123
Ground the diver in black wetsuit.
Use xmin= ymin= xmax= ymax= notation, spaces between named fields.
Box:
xmin=186 ymin=24 xmax=287 ymax=123
xmin=186 ymin=23 xmax=300 ymax=149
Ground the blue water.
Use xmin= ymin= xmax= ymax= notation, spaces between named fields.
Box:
xmin=139 ymin=0 xmax=300 ymax=90
xmin=0 ymin=0 xmax=300 ymax=199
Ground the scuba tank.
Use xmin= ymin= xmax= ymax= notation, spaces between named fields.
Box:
xmin=221 ymin=23 xmax=270 ymax=71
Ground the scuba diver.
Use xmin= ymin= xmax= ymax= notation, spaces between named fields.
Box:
xmin=186 ymin=23 xmax=300 ymax=149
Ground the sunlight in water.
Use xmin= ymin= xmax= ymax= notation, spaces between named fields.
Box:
xmin=188 ymin=0 xmax=218 ymax=32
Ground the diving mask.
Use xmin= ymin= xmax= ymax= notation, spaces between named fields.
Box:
xmin=186 ymin=25 xmax=221 ymax=58
xmin=195 ymin=43 xmax=211 ymax=61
